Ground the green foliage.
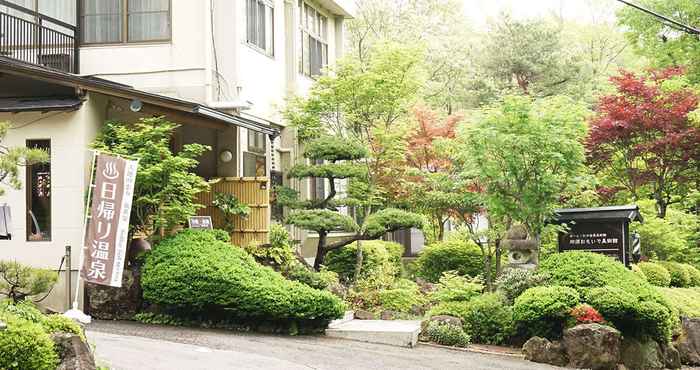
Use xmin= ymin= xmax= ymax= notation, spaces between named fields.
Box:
xmin=378 ymin=279 xmax=425 ymax=312
xmin=430 ymin=293 xmax=515 ymax=345
xmin=284 ymin=264 xmax=339 ymax=291
xmin=637 ymin=262 xmax=672 ymax=287
xmin=0 ymin=122 xmax=50 ymax=196
xmin=302 ymin=136 xmax=369 ymax=161
xmin=212 ymin=193 xmax=250 ymax=233
xmin=684 ymin=264 xmax=700 ymax=287
xmin=325 ymin=240 xmax=402 ymax=282
xmin=245 ymin=224 xmax=296 ymax=267
xmin=41 ymin=314 xmax=85 ymax=341
xmin=657 ymin=288 xmax=700 ymax=318
xmin=92 ymin=117 xmax=210 ymax=235
xmin=660 ymin=261 xmax=692 ymax=288
xmin=633 ymin=200 xmax=700 ymax=266
xmin=0 ymin=312 xmax=59 ymax=370
xmin=287 ymin=163 xmax=367 ymax=180
xmin=0 ymin=261 xmax=57 ymax=303
xmin=425 ymin=321 xmax=471 ymax=347
xmin=362 ymin=208 xmax=425 ymax=238
xmin=430 ymin=271 xmax=484 ymax=303
xmin=415 ymin=238 xmax=486 ymax=282
xmin=460 ymin=95 xmax=588 ymax=239
xmin=286 ymin=210 xmax=358 ymax=234
xmin=142 ymin=229 xmax=345 ymax=323
xmin=495 ymin=268 xmax=550 ymax=304
xmin=513 ymin=286 xmax=581 ymax=339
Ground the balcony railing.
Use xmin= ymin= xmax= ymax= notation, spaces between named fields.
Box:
xmin=0 ymin=0 xmax=78 ymax=73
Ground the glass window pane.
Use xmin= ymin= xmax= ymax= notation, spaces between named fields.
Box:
xmin=257 ymin=1 xmax=265 ymax=48
xmin=39 ymin=0 xmax=76 ymax=26
xmin=26 ymin=140 xmax=51 ymax=242
xmin=128 ymin=0 xmax=170 ymax=41
xmin=265 ymin=5 xmax=274 ymax=54
xmin=83 ymin=0 xmax=122 ymax=43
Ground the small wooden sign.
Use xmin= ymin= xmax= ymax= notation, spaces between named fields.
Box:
xmin=188 ymin=216 xmax=213 ymax=230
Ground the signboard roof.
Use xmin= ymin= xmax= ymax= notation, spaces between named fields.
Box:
xmin=551 ymin=205 xmax=643 ymax=223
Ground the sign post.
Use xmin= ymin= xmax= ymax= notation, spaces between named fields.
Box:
xmin=65 ymin=151 xmax=138 ymax=323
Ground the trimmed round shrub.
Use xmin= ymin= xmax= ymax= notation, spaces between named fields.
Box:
xmin=325 ymin=240 xmax=403 ymax=281
xmin=142 ymin=229 xmax=345 ymax=323
xmin=378 ymin=280 xmax=425 ymax=313
xmin=415 ymin=238 xmax=485 ymax=282
xmin=636 ymin=262 xmax=671 ymax=287
xmin=0 ymin=313 xmax=59 ymax=370
xmin=541 ymin=251 xmax=676 ymax=342
xmin=430 ymin=271 xmax=483 ymax=303
xmin=425 ymin=321 xmax=471 ymax=347
xmin=660 ymin=261 xmax=692 ymax=287
xmin=283 ymin=263 xmax=339 ymax=290
xmin=681 ymin=264 xmax=700 ymax=287
xmin=513 ymin=286 xmax=580 ymax=339
xmin=495 ymin=268 xmax=549 ymax=304
xmin=430 ymin=293 xmax=514 ymax=345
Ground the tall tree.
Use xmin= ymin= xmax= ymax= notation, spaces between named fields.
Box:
xmin=460 ymin=95 xmax=589 ymax=256
xmin=586 ymin=67 xmax=700 ymax=218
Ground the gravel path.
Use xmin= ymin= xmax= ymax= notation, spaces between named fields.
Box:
xmin=87 ymin=320 xmax=563 ymax=370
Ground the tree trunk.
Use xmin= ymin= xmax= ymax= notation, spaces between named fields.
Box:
xmin=484 ymin=252 xmax=493 ymax=292
xmin=656 ymin=198 xmax=668 ymax=219
xmin=313 ymin=232 xmax=328 ymax=271
xmin=495 ymin=238 xmax=503 ymax=277
xmin=353 ymin=240 xmax=364 ymax=283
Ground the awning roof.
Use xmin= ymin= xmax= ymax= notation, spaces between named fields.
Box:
xmin=0 ymin=97 xmax=82 ymax=112
xmin=552 ymin=205 xmax=644 ymax=223
xmin=0 ymin=57 xmax=279 ymax=137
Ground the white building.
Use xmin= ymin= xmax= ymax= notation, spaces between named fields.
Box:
xmin=0 ymin=0 xmax=354 ymax=312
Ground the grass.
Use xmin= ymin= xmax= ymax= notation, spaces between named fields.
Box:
xmin=656 ymin=287 xmax=700 ymax=318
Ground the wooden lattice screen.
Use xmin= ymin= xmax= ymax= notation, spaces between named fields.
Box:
xmin=195 ymin=178 xmax=270 ymax=246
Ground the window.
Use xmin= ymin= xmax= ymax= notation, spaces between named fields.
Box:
xmin=81 ymin=0 xmax=171 ymax=44
xmin=248 ymin=130 xmax=266 ymax=154
xmin=244 ymin=130 xmax=267 ymax=177
xmin=298 ymin=1 xmax=328 ymax=77
xmin=26 ymin=140 xmax=51 ymax=241
xmin=2 ymin=0 xmax=76 ymax=29
xmin=246 ymin=0 xmax=274 ymax=56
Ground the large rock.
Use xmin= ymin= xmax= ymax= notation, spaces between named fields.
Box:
xmin=675 ymin=316 xmax=700 ymax=366
xmin=85 ymin=267 xmax=142 ymax=320
xmin=661 ymin=343 xmax=681 ymax=369
xmin=52 ymin=333 xmax=96 ymax=370
xmin=620 ymin=337 xmax=665 ymax=370
xmin=522 ymin=336 xmax=568 ymax=367
xmin=354 ymin=310 xmax=375 ymax=320
xmin=563 ymin=323 xmax=621 ymax=370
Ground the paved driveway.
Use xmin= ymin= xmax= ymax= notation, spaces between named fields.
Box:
xmin=87 ymin=321 xmax=562 ymax=370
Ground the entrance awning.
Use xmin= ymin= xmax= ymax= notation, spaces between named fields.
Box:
xmin=0 ymin=97 xmax=82 ymax=112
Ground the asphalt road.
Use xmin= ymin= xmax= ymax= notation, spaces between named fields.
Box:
xmin=87 ymin=320 xmax=563 ymax=370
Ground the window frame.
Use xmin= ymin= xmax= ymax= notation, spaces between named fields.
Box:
xmin=25 ymin=139 xmax=51 ymax=242
xmin=298 ymin=0 xmax=328 ymax=77
xmin=80 ymin=0 xmax=172 ymax=46
xmin=245 ymin=0 xmax=274 ymax=57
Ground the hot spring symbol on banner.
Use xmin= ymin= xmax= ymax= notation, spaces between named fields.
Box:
xmin=81 ymin=153 xmax=138 ymax=287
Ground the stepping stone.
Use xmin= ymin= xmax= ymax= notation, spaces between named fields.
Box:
xmin=326 ymin=319 xmax=421 ymax=348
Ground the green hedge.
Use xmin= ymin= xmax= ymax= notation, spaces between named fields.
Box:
xmin=657 ymin=287 xmax=700 ymax=318
xmin=377 ymin=280 xmax=425 ymax=313
xmin=636 ymin=262 xmax=671 ymax=287
xmin=142 ymin=229 xmax=345 ymax=323
xmin=513 ymin=286 xmax=580 ymax=340
xmin=325 ymin=240 xmax=403 ymax=281
xmin=415 ymin=238 xmax=486 ymax=282
xmin=540 ymin=252 xmax=676 ymax=342
xmin=0 ymin=312 xmax=59 ymax=370
xmin=682 ymin=264 xmax=700 ymax=287
xmin=429 ymin=293 xmax=514 ymax=345
xmin=660 ymin=261 xmax=692 ymax=288
xmin=425 ymin=321 xmax=471 ymax=347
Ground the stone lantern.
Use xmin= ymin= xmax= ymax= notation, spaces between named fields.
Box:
xmin=502 ymin=224 xmax=538 ymax=270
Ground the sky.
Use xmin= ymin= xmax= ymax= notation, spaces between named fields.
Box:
xmin=461 ymin=0 xmax=622 ymax=28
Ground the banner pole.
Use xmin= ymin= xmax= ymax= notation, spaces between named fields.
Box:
xmin=71 ymin=150 xmax=97 ymax=312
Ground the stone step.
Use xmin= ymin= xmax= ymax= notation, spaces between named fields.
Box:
xmin=325 ymin=320 xmax=421 ymax=348
xmin=328 ymin=311 xmax=355 ymax=328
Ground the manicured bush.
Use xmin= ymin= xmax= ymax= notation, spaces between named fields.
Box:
xmin=41 ymin=314 xmax=85 ymax=340
xmin=430 ymin=293 xmax=515 ymax=345
xmin=660 ymin=261 xmax=692 ymax=288
xmin=378 ymin=280 xmax=425 ymax=313
xmin=495 ymin=268 xmax=549 ymax=304
xmin=284 ymin=264 xmax=339 ymax=290
xmin=681 ymin=264 xmax=700 ymax=287
xmin=513 ymin=286 xmax=580 ymax=339
xmin=636 ymin=262 xmax=671 ymax=287
xmin=657 ymin=287 xmax=700 ymax=318
xmin=415 ymin=238 xmax=486 ymax=282
xmin=0 ymin=313 xmax=59 ymax=370
xmin=430 ymin=271 xmax=483 ymax=303
xmin=541 ymin=251 xmax=677 ymax=342
xmin=142 ymin=229 xmax=345 ymax=323
xmin=325 ymin=240 xmax=403 ymax=281
xmin=425 ymin=321 xmax=471 ymax=347
xmin=0 ymin=300 xmax=84 ymax=340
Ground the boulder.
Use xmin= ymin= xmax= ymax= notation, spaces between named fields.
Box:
xmin=429 ymin=315 xmax=463 ymax=328
xmin=354 ymin=310 xmax=375 ymax=320
xmin=85 ymin=267 xmax=142 ymax=320
xmin=563 ymin=323 xmax=621 ymax=370
xmin=380 ymin=310 xmax=399 ymax=320
xmin=661 ymin=343 xmax=681 ymax=369
xmin=52 ymin=333 xmax=96 ymax=370
xmin=675 ymin=316 xmax=700 ymax=365
xmin=522 ymin=336 xmax=568 ymax=367
xmin=620 ymin=337 xmax=664 ymax=370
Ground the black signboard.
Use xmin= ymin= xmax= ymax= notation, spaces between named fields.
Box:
xmin=551 ymin=205 xmax=643 ymax=267
xmin=188 ymin=216 xmax=213 ymax=230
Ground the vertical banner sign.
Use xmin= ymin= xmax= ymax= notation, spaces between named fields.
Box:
xmin=81 ymin=154 xmax=138 ymax=287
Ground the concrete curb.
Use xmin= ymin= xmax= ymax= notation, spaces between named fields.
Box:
xmin=420 ymin=342 xmax=525 ymax=358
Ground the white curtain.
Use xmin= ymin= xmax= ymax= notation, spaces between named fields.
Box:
xmin=128 ymin=0 xmax=169 ymax=42
xmin=83 ymin=0 xmax=122 ymax=43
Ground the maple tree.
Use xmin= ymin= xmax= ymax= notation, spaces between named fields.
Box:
xmin=586 ymin=67 xmax=700 ymax=218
